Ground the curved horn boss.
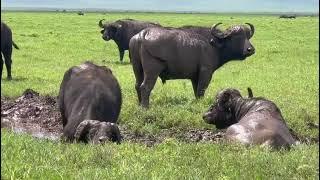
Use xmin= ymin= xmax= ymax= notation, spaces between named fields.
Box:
xmin=98 ymin=19 xmax=105 ymax=28
xmin=210 ymin=22 xmax=224 ymax=39
xmin=245 ymin=23 xmax=255 ymax=38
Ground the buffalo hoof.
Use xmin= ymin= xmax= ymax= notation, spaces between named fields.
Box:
xmin=141 ymin=103 xmax=149 ymax=109
xmin=7 ymin=76 xmax=12 ymax=81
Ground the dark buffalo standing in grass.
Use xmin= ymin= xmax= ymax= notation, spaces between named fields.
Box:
xmin=202 ymin=88 xmax=296 ymax=149
xmin=59 ymin=61 xmax=122 ymax=144
xmin=1 ymin=21 xmax=19 ymax=80
xmin=77 ymin=11 xmax=84 ymax=16
xmin=98 ymin=19 xmax=161 ymax=62
xmin=129 ymin=23 xmax=255 ymax=108
xmin=279 ymin=15 xmax=296 ymax=19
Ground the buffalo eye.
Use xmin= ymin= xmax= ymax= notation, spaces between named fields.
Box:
xmin=100 ymin=30 xmax=104 ymax=34
xmin=98 ymin=137 xmax=104 ymax=143
xmin=210 ymin=39 xmax=215 ymax=45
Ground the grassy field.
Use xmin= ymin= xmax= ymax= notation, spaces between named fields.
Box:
xmin=1 ymin=12 xmax=319 ymax=179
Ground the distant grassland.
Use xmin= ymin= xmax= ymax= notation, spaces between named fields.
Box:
xmin=1 ymin=12 xmax=319 ymax=179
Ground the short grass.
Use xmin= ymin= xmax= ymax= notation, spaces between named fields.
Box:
xmin=1 ymin=12 xmax=319 ymax=179
xmin=2 ymin=130 xmax=319 ymax=179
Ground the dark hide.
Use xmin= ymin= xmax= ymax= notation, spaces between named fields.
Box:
xmin=279 ymin=15 xmax=296 ymax=19
xmin=158 ymin=25 xmax=221 ymax=84
xmin=157 ymin=25 xmax=223 ymax=84
xmin=129 ymin=23 xmax=255 ymax=108
xmin=176 ymin=25 xmax=214 ymax=39
xmin=74 ymin=120 xmax=121 ymax=144
xmin=1 ymin=21 xmax=19 ymax=80
xmin=202 ymin=88 xmax=296 ymax=149
xmin=99 ymin=19 xmax=161 ymax=62
xmin=77 ymin=11 xmax=84 ymax=15
xmin=58 ymin=61 xmax=122 ymax=144
xmin=247 ymin=87 xmax=253 ymax=98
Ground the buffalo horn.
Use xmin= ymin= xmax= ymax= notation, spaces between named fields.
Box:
xmin=210 ymin=23 xmax=224 ymax=39
xmin=98 ymin=19 xmax=105 ymax=28
xmin=245 ymin=23 xmax=255 ymax=38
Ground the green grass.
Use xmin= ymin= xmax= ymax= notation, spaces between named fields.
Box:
xmin=2 ymin=130 xmax=319 ymax=179
xmin=1 ymin=12 xmax=319 ymax=179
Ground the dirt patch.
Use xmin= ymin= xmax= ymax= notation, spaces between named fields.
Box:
xmin=119 ymin=126 xmax=225 ymax=147
xmin=289 ymin=128 xmax=319 ymax=145
xmin=1 ymin=89 xmax=318 ymax=146
xmin=1 ymin=89 xmax=226 ymax=146
xmin=1 ymin=89 xmax=62 ymax=140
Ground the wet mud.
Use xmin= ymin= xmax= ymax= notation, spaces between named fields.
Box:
xmin=1 ymin=89 xmax=318 ymax=147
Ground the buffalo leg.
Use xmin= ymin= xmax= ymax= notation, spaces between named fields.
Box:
xmin=191 ymin=79 xmax=198 ymax=98
xmin=136 ymin=80 xmax=143 ymax=104
xmin=191 ymin=78 xmax=198 ymax=98
xmin=119 ymin=48 xmax=125 ymax=62
xmin=196 ymin=68 xmax=213 ymax=98
xmin=132 ymin=66 xmax=143 ymax=104
xmin=140 ymin=75 xmax=158 ymax=108
xmin=3 ymin=47 xmax=13 ymax=80
xmin=139 ymin=58 xmax=165 ymax=108
xmin=0 ymin=55 xmax=3 ymax=80
xmin=131 ymin=54 xmax=144 ymax=104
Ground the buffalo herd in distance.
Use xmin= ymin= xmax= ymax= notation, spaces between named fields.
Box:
xmin=1 ymin=15 xmax=299 ymax=149
xmin=279 ymin=14 xmax=296 ymax=19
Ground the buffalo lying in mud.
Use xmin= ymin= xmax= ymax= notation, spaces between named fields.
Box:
xmin=98 ymin=19 xmax=161 ymax=62
xmin=58 ymin=61 xmax=122 ymax=144
xmin=129 ymin=23 xmax=255 ymax=108
xmin=1 ymin=21 xmax=19 ymax=80
xmin=202 ymin=88 xmax=296 ymax=149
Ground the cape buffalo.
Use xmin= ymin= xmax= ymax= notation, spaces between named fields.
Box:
xmin=279 ymin=15 xmax=296 ymax=19
xmin=77 ymin=11 xmax=84 ymax=15
xmin=202 ymin=88 xmax=296 ymax=149
xmin=98 ymin=19 xmax=160 ymax=62
xmin=129 ymin=23 xmax=255 ymax=108
xmin=58 ymin=61 xmax=122 ymax=144
xmin=1 ymin=21 xmax=19 ymax=80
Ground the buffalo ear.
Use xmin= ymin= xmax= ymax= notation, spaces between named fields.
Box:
xmin=219 ymin=92 xmax=232 ymax=108
xmin=210 ymin=38 xmax=223 ymax=48
xmin=110 ymin=23 xmax=122 ymax=39
xmin=111 ymin=23 xmax=122 ymax=32
xmin=115 ymin=24 xmax=122 ymax=29
xmin=100 ymin=65 xmax=112 ymax=74
xmin=247 ymin=87 xmax=253 ymax=98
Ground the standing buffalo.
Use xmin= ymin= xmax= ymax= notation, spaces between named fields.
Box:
xmin=98 ymin=19 xmax=160 ymax=62
xmin=1 ymin=21 xmax=19 ymax=80
xmin=58 ymin=61 xmax=122 ymax=144
xmin=77 ymin=11 xmax=84 ymax=15
xmin=279 ymin=15 xmax=296 ymax=19
xmin=129 ymin=23 xmax=255 ymax=108
xmin=202 ymin=88 xmax=296 ymax=149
